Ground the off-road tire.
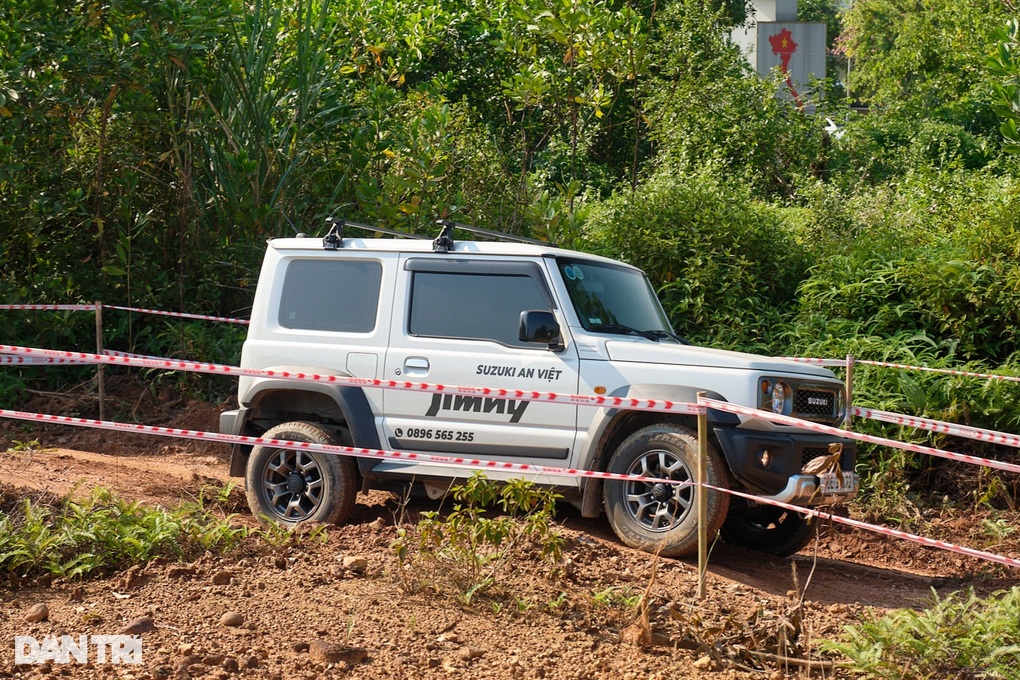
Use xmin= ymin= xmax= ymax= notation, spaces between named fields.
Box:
xmin=720 ymin=498 xmax=815 ymax=556
xmin=603 ymin=424 xmax=729 ymax=557
xmin=245 ymin=421 xmax=357 ymax=525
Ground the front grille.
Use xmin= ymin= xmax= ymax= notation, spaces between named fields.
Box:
xmin=794 ymin=388 xmax=837 ymax=420
xmin=801 ymin=447 xmax=831 ymax=467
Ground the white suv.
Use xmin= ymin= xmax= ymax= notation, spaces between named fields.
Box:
xmin=220 ymin=220 xmax=857 ymax=557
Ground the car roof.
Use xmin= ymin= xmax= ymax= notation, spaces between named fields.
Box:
xmin=267 ymin=236 xmax=638 ymax=270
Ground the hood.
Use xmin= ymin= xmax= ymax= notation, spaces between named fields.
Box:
xmin=604 ymin=340 xmax=836 ymax=379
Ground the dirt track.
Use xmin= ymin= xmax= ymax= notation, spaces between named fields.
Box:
xmin=1 ymin=387 xmax=1019 ymax=678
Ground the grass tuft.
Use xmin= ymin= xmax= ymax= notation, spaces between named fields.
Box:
xmin=0 ymin=483 xmax=248 ymax=580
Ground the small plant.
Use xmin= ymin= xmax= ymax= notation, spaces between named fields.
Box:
xmin=515 ymin=596 xmax=535 ymax=613
xmin=256 ymin=519 xmax=329 ymax=549
xmin=546 ymin=591 xmax=568 ymax=611
xmin=822 ymin=588 xmax=1020 ymax=678
xmin=6 ymin=439 xmax=41 ymax=452
xmin=391 ymin=473 xmax=564 ymax=602
xmin=591 ymin=585 xmax=641 ymax=609
xmin=981 ymin=515 xmax=1018 ymax=546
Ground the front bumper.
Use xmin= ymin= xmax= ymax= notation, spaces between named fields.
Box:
xmin=713 ymin=427 xmax=858 ymax=502
xmin=754 ymin=472 xmax=859 ymax=505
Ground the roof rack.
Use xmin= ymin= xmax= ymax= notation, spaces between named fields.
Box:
xmin=437 ymin=220 xmax=555 ymax=247
xmin=321 ymin=218 xmax=429 ymax=250
xmin=320 ymin=216 xmax=556 ymax=253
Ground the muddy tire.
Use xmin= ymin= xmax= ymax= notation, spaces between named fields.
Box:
xmin=245 ymin=421 xmax=357 ymax=525
xmin=603 ymin=424 xmax=729 ymax=557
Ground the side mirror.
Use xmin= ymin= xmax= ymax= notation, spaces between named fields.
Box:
xmin=519 ymin=310 xmax=563 ymax=351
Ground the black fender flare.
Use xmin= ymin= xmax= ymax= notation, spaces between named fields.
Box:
xmin=229 ymin=378 xmax=381 ymax=477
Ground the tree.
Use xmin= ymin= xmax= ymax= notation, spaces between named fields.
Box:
xmin=840 ymin=0 xmax=1009 ymax=127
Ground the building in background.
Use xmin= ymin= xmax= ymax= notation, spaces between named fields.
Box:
xmin=731 ymin=0 xmax=827 ymax=112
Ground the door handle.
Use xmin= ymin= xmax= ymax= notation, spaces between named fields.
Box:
xmin=402 ymin=356 xmax=430 ymax=376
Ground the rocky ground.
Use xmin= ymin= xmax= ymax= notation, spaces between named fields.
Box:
xmin=1 ymin=377 xmax=1018 ymax=679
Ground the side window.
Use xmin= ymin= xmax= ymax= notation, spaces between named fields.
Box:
xmin=279 ymin=259 xmax=382 ymax=332
xmin=409 ymin=272 xmax=550 ymax=346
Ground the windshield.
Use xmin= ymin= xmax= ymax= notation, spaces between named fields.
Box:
xmin=556 ymin=257 xmax=676 ymax=339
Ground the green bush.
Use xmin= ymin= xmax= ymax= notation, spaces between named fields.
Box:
xmin=827 ymin=115 xmax=992 ymax=189
xmin=824 ymin=588 xmax=1020 ymax=678
xmin=0 ymin=484 xmax=247 ymax=580
xmin=790 ymin=169 xmax=1020 ymax=363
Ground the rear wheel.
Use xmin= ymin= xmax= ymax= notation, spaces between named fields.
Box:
xmin=603 ymin=424 xmax=729 ymax=558
xmin=245 ymin=421 xmax=357 ymax=525
xmin=720 ymin=498 xmax=814 ymax=556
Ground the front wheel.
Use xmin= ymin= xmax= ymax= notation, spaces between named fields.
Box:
xmin=603 ymin=424 xmax=729 ymax=558
xmin=719 ymin=498 xmax=815 ymax=556
xmin=245 ymin=421 xmax=357 ymax=525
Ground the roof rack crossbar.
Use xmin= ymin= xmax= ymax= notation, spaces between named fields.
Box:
xmin=437 ymin=220 xmax=556 ymax=247
xmin=322 ymin=217 xmax=430 ymax=249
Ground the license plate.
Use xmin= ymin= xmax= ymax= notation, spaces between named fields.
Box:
xmin=818 ymin=471 xmax=857 ymax=495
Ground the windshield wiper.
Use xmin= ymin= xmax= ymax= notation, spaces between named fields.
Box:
xmin=589 ymin=323 xmax=660 ymax=341
xmin=645 ymin=329 xmax=692 ymax=345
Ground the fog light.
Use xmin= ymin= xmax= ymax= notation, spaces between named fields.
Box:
xmin=759 ymin=450 xmax=771 ymax=468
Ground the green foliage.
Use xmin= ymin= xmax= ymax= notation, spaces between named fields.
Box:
xmin=823 ymin=588 xmax=1020 ymax=678
xmin=826 ymin=115 xmax=992 ymax=188
xmin=647 ymin=0 xmax=826 ymax=199
xmin=581 ymin=166 xmax=811 ymax=350
xmin=392 ymin=473 xmax=564 ymax=602
xmin=841 ymin=0 xmax=1008 ymax=125
xmin=200 ymin=0 xmax=353 ymax=237
xmin=0 ymin=484 xmax=248 ymax=580
xmin=789 ymin=170 xmax=1020 ymax=364
xmin=989 ymin=18 xmax=1020 ymax=153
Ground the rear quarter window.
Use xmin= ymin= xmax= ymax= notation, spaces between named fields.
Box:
xmin=278 ymin=259 xmax=382 ymax=332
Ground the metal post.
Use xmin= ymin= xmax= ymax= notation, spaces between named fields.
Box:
xmin=844 ymin=354 xmax=854 ymax=430
xmin=697 ymin=391 xmax=708 ymax=600
xmin=95 ymin=301 xmax=106 ymax=421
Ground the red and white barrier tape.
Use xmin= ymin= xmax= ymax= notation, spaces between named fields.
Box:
xmin=700 ymin=398 xmax=1020 ymax=476
xmin=778 ymin=357 xmax=847 ymax=367
xmin=855 ymin=406 xmax=1020 ymax=449
xmin=102 ymin=349 xmax=178 ymax=362
xmin=1 ymin=355 xmax=93 ymax=365
xmin=4 ymin=349 xmax=183 ymax=365
xmin=855 ymin=359 xmax=1020 ymax=384
xmin=706 ymin=483 xmax=1020 ymax=570
xmin=0 ymin=302 xmax=249 ymax=325
xmin=0 ymin=408 xmax=673 ymax=486
xmin=782 ymin=356 xmax=1020 ymax=384
xmin=0 ymin=344 xmax=705 ymax=417
xmin=3 ymin=405 xmax=1017 ymax=570
xmin=8 ymin=343 xmax=1018 ymax=473
xmin=0 ymin=304 xmax=98 ymax=312
xmin=101 ymin=304 xmax=249 ymax=325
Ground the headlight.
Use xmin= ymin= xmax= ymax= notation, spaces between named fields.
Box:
xmin=771 ymin=382 xmax=786 ymax=414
